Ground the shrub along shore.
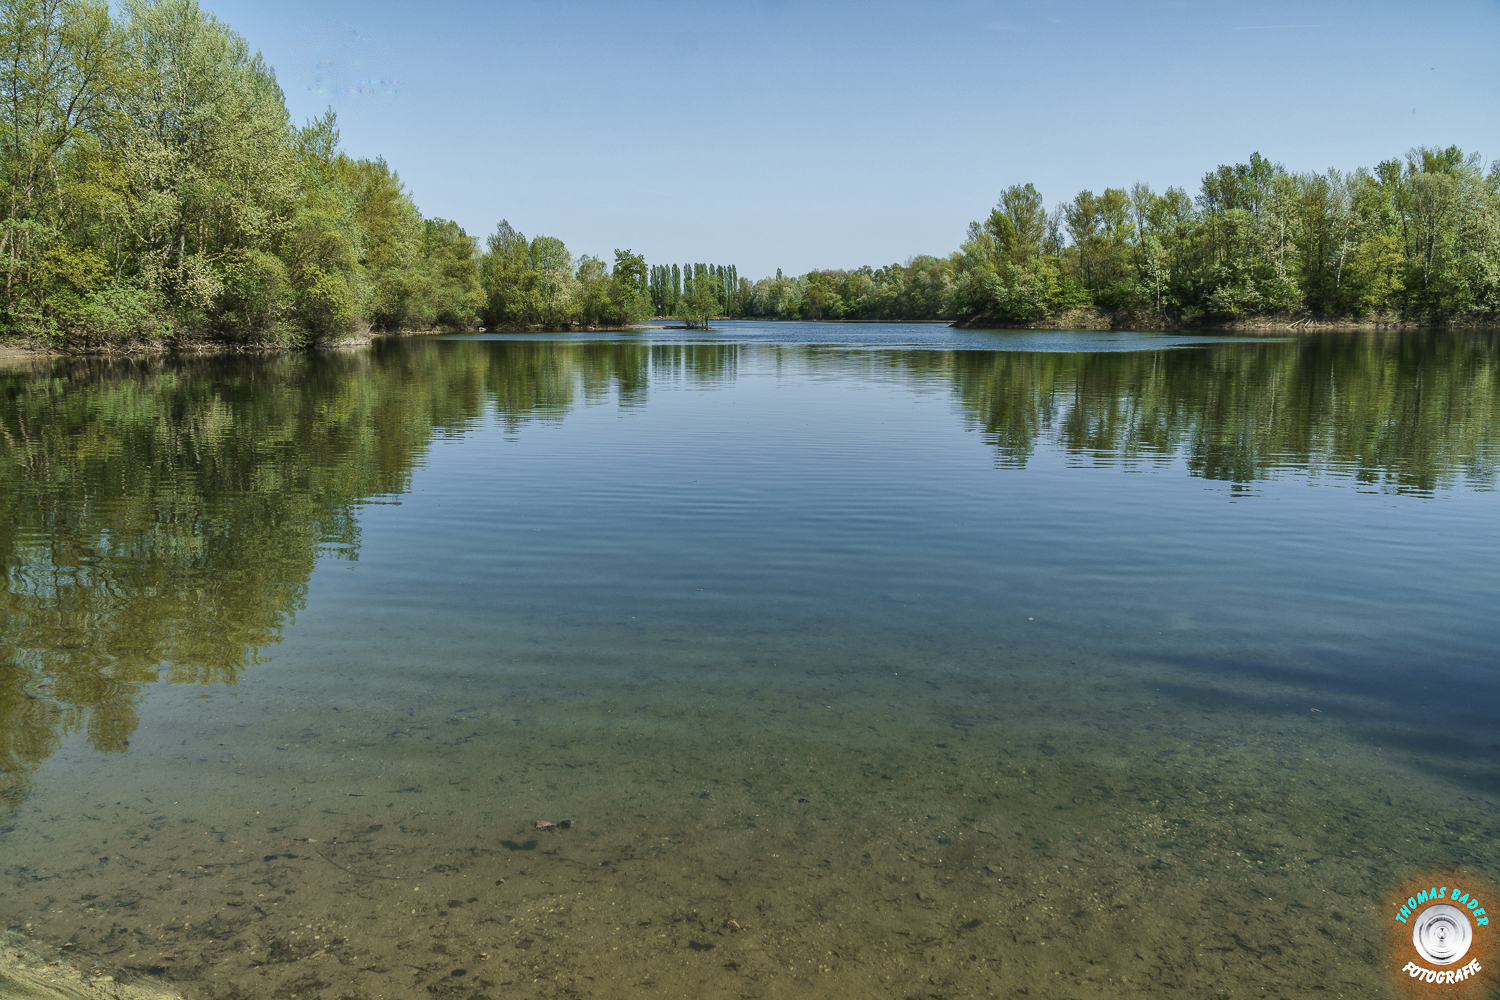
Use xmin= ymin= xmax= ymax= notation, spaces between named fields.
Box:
xmin=1 ymin=0 xmax=1494 ymax=356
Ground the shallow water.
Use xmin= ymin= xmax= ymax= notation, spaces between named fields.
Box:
xmin=2 ymin=324 xmax=1499 ymax=999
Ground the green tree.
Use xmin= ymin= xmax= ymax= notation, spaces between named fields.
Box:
xmin=0 ymin=0 xmax=123 ymax=320
xmin=679 ymin=268 xmax=718 ymax=327
xmin=528 ymin=234 xmax=574 ymax=325
xmin=115 ymin=0 xmax=295 ymax=324
xmin=480 ymin=219 xmax=535 ymax=327
xmin=955 ymin=183 xmax=1056 ymax=323
xmin=609 ymin=248 xmax=649 ymax=325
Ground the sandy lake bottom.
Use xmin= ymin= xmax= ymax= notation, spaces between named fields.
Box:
xmin=6 ymin=663 xmax=1498 ymax=1000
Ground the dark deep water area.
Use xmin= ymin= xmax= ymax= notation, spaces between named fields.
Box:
xmin=2 ymin=322 xmax=1499 ymax=999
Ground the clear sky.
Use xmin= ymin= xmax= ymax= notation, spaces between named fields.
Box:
xmin=199 ymin=0 xmax=1499 ymax=278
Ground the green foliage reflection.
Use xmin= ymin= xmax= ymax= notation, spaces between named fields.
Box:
xmin=947 ymin=332 xmax=1500 ymax=491
xmin=0 ymin=340 xmax=742 ymax=810
xmin=2 ymin=333 xmax=1496 ymax=811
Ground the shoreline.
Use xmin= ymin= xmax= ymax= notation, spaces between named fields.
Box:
xmin=0 ymin=326 xmax=449 ymax=363
xmin=0 ymin=324 xmax=671 ymax=361
xmin=3 ymin=313 xmax=1495 ymax=362
xmin=0 ymin=930 xmax=184 ymax=1000
xmin=957 ymin=306 xmax=1500 ymax=333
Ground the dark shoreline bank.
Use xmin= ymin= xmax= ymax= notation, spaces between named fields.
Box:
xmin=0 ymin=326 xmax=453 ymax=363
xmin=4 ymin=314 xmax=1496 ymax=362
xmin=957 ymin=306 xmax=1500 ymax=333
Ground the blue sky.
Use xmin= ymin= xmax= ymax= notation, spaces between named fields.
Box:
xmin=201 ymin=0 xmax=1499 ymax=277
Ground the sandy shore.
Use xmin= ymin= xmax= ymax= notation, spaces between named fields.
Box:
xmin=1 ymin=931 xmax=182 ymax=1000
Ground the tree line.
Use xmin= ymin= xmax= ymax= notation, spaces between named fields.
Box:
xmin=951 ymin=147 xmax=1500 ymax=326
xmin=742 ymin=147 xmax=1500 ymax=327
xmin=0 ymin=0 xmax=719 ymax=347
xmin=3 ymin=0 xmax=1493 ymax=348
xmin=0 ymin=0 xmax=487 ymax=348
xmin=645 ymin=263 xmax=738 ymax=327
xmin=735 ymin=259 xmax=957 ymax=321
xmin=478 ymin=221 xmax=650 ymax=330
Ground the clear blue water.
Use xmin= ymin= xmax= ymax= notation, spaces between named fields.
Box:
xmin=452 ymin=317 xmax=1288 ymax=351
xmin=2 ymin=324 xmax=1498 ymax=998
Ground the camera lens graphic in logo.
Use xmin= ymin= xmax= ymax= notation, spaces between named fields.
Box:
xmin=1412 ymin=904 xmax=1473 ymax=965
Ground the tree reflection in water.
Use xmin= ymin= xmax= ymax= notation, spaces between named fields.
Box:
xmin=2 ymin=329 xmax=1496 ymax=811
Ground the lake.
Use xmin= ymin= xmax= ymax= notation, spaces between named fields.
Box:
xmin=2 ymin=321 xmax=1498 ymax=999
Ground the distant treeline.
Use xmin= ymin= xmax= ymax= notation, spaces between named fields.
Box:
xmin=478 ymin=221 xmax=649 ymax=330
xmin=736 ymin=259 xmax=955 ymax=322
xmin=647 ymin=263 xmax=738 ymax=327
xmin=746 ymin=148 xmax=1500 ymax=326
xmin=483 ymin=145 xmax=1500 ymax=329
xmin=3 ymin=0 xmax=1495 ymax=350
